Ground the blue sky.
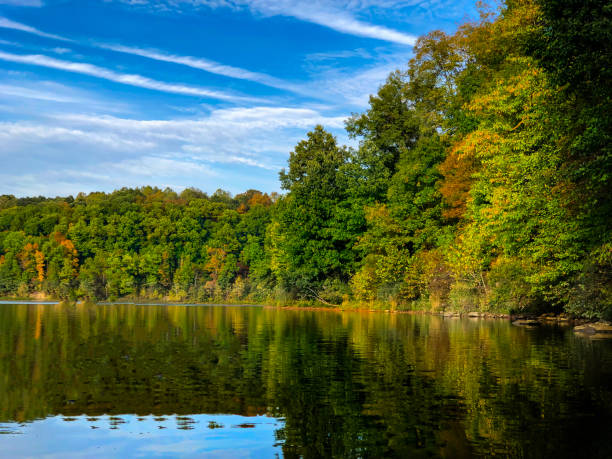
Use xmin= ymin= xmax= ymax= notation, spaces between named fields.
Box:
xmin=0 ymin=0 xmax=478 ymax=197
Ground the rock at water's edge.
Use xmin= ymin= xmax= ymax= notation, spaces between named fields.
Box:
xmin=538 ymin=313 xmax=558 ymax=321
xmin=512 ymin=319 xmax=540 ymax=327
xmin=442 ymin=311 xmax=461 ymax=318
xmin=574 ymin=321 xmax=612 ymax=338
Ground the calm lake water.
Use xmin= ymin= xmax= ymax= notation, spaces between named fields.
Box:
xmin=1 ymin=303 xmax=611 ymax=458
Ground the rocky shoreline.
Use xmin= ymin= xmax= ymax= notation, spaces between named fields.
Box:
xmin=427 ymin=310 xmax=612 ymax=338
xmin=435 ymin=310 xmax=579 ymax=323
xmin=573 ymin=321 xmax=612 ymax=339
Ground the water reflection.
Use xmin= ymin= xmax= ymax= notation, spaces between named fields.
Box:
xmin=0 ymin=414 xmax=281 ymax=458
xmin=0 ymin=303 xmax=611 ymax=458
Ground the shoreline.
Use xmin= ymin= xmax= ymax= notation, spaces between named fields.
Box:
xmin=271 ymin=305 xmax=594 ymax=325
xmin=0 ymin=297 xmax=593 ymax=325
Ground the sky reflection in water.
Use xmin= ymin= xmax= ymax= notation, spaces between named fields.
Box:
xmin=0 ymin=414 xmax=281 ymax=458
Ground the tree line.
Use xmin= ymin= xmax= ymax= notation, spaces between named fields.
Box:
xmin=0 ymin=0 xmax=610 ymax=317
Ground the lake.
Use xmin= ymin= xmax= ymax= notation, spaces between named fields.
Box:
xmin=0 ymin=303 xmax=611 ymax=458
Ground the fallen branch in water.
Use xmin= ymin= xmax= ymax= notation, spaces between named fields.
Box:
xmin=304 ymin=286 xmax=340 ymax=307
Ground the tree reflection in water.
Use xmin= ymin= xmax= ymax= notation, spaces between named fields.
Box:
xmin=0 ymin=303 xmax=611 ymax=458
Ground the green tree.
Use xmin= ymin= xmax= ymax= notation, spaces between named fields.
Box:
xmin=274 ymin=126 xmax=359 ymax=300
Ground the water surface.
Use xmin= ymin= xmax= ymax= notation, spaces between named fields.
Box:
xmin=1 ymin=303 xmax=611 ymax=457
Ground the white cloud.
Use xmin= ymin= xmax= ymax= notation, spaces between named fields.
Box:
xmin=0 ymin=105 xmax=349 ymax=195
xmin=0 ymin=17 xmax=69 ymax=41
xmin=53 ymin=107 xmax=346 ymax=155
xmin=50 ymin=47 xmax=71 ymax=54
xmin=301 ymin=48 xmax=412 ymax=107
xmin=245 ymin=0 xmax=417 ymax=45
xmin=0 ymin=50 xmax=260 ymax=102
xmin=54 ymin=107 xmax=346 ymax=147
xmin=0 ymin=80 xmax=131 ymax=113
xmin=106 ymin=156 xmax=217 ymax=177
xmin=113 ymin=0 xmax=418 ymax=45
xmin=0 ymin=82 xmax=83 ymax=103
xmin=0 ymin=17 xmax=302 ymax=94
xmin=305 ymin=48 xmax=372 ymax=62
xmin=99 ymin=44 xmax=299 ymax=92
xmin=0 ymin=16 xmax=404 ymax=105
xmin=0 ymin=122 xmax=156 ymax=150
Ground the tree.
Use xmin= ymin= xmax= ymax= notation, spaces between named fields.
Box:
xmin=275 ymin=126 xmax=360 ymax=299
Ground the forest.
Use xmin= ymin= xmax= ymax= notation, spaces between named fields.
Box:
xmin=0 ymin=0 xmax=610 ymax=318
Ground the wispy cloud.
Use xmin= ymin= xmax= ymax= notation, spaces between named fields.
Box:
xmin=0 ymin=122 xmax=156 ymax=150
xmin=0 ymin=82 xmax=89 ymax=103
xmin=54 ymin=107 xmax=346 ymax=149
xmin=50 ymin=47 xmax=71 ymax=54
xmin=0 ymin=80 xmax=130 ymax=113
xmin=247 ymin=1 xmax=418 ymax=46
xmin=106 ymin=156 xmax=217 ymax=177
xmin=112 ymin=1 xmax=418 ymax=45
xmin=0 ymin=16 xmax=408 ymax=106
xmin=0 ymin=50 xmax=260 ymax=102
xmin=0 ymin=38 xmax=20 ymax=46
xmin=99 ymin=44 xmax=299 ymax=92
xmin=0 ymin=17 xmax=302 ymax=93
xmin=95 ymin=39 xmax=410 ymax=108
xmin=0 ymin=105 xmax=348 ymax=195
xmin=0 ymin=17 xmax=69 ymax=41
xmin=305 ymin=48 xmax=372 ymax=62
xmin=0 ymin=159 xmax=215 ymax=198
xmin=301 ymin=48 xmax=413 ymax=108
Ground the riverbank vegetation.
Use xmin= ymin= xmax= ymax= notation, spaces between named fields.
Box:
xmin=1 ymin=0 xmax=610 ymax=317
